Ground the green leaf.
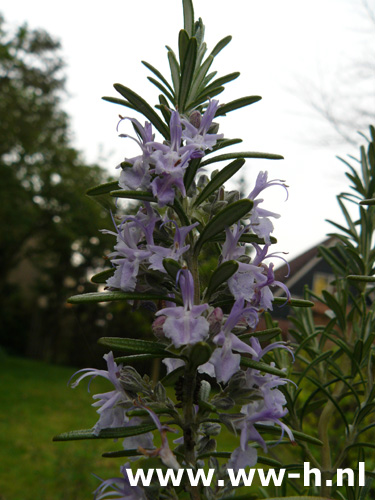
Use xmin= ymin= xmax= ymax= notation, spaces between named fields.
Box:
xmin=210 ymin=35 xmax=232 ymax=57
xmin=171 ymin=197 xmax=191 ymax=227
xmin=86 ymin=181 xmax=120 ymax=196
xmin=338 ymin=196 xmax=358 ymax=239
xmin=240 ymin=357 xmax=286 ymax=377
xmin=360 ymin=198 xmax=375 ymax=205
xmin=211 ymin=138 xmax=243 ymax=152
xmin=102 ymin=449 xmax=141 ymax=458
xmin=348 ymin=274 xmax=375 ymax=282
xmin=199 ymin=72 xmax=240 ymax=97
xmin=141 ymin=60 xmax=175 ymax=95
xmin=297 ymin=351 xmax=333 ymax=385
xmin=211 ymin=232 xmax=277 ymax=245
xmin=90 ymin=268 xmax=114 ymax=284
xmin=194 ymin=199 xmax=253 ymax=256
xmin=220 ymin=495 xmax=258 ymax=500
xmin=257 ymin=456 xmax=283 ymax=467
xmin=354 ymin=402 xmax=375 ymax=427
xmin=114 ymin=84 xmax=169 ymax=139
xmin=167 ymin=49 xmax=180 ymax=96
xmin=147 ymin=77 xmax=175 ymax=105
xmin=102 ymin=96 xmax=136 ymax=111
xmin=206 ymin=260 xmax=239 ymax=299
xmin=184 ymin=157 xmax=201 ymax=191
xmin=186 ymin=55 xmax=214 ymax=106
xmin=157 ymin=94 xmax=172 ymax=123
xmin=161 ymin=366 xmax=185 ymax=386
xmin=193 ymin=158 xmax=246 ymax=207
xmin=254 ymin=424 xmax=323 ymax=446
xmin=318 ymin=245 xmax=347 ymax=275
xmin=347 ymin=442 xmax=375 ymax=453
xmin=127 ymin=407 xmax=175 ymax=418
xmin=179 ymin=37 xmax=198 ymax=111
xmin=215 ymin=96 xmax=262 ymax=117
xmin=200 ymin=151 xmax=284 ymax=167
xmin=98 ymin=337 xmax=177 ymax=356
xmin=178 ymin=29 xmax=189 ymax=65
xmin=188 ymin=86 xmax=225 ymax=110
xmin=53 ymin=424 xmax=156 ymax=442
xmin=114 ymin=354 xmax=165 ymax=363
xmin=305 ymin=374 xmax=349 ymax=432
xmin=182 ymin=0 xmax=194 ymax=36
xmin=265 ymin=497 xmax=332 ymax=500
xmin=110 ymin=189 xmax=156 ymax=202
xmin=326 ymin=218 xmax=357 ymax=239
xmin=239 ymin=327 xmax=282 ymax=342
xmin=203 ymin=71 xmax=217 ymax=87
xmin=162 ymin=258 xmax=181 ymax=281
xmin=67 ymin=291 xmax=178 ymax=304
xmin=322 ymin=290 xmax=346 ymax=330
xmin=277 ymin=297 xmax=314 ymax=307
xmin=88 ymin=193 xmax=116 ymax=213
xmin=299 ymin=398 xmax=326 ymax=420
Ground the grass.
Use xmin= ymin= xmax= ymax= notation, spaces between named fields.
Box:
xmin=1 ymin=354 xmax=298 ymax=500
xmin=0 ymin=354 xmax=122 ymax=500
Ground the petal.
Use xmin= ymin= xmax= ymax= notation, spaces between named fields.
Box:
xmin=228 ymin=446 xmax=258 ymax=472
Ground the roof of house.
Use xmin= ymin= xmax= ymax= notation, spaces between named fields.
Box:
xmin=273 ymin=236 xmax=337 ymax=297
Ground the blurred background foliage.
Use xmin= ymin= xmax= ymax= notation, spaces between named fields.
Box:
xmin=0 ymin=14 xmax=153 ymax=368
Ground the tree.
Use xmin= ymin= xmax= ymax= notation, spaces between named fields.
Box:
xmin=0 ymin=14 xmax=133 ymax=364
xmin=299 ymin=0 xmax=375 ymax=146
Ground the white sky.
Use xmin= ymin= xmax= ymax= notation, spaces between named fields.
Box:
xmin=3 ymin=0 xmax=373 ymax=261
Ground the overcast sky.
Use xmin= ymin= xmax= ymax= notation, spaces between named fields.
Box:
xmin=3 ymin=0 xmax=374 ymax=261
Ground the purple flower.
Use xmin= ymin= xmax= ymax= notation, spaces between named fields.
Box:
xmin=148 ymin=221 xmax=198 ymax=272
xmin=117 ymin=118 xmax=154 ymax=191
xmin=119 ymin=156 xmax=151 ymax=191
xmin=163 ymin=357 xmax=185 ymax=374
xmin=227 ymin=262 xmax=267 ymax=303
xmin=135 ymin=403 xmax=180 ymax=470
xmin=148 ymin=111 xmax=196 ymax=206
xmin=155 ymin=269 xmax=209 ymax=348
xmin=230 ymin=347 xmax=295 ymax=457
xmin=94 ymin=463 xmax=146 ymax=500
xmin=220 ymin=223 xmax=268 ymax=305
xmin=223 ymin=238 xmax=290 ymax=311
xmin=221 ymin=223 xmax=248 ymax=262
xmin=122 ymin=417 xmax=155 ymax=456
xmin=104 ymin=205 xmax=159 ymax=291
xmin=247 ymin=336 xmax=294 ymax=362
xmin=69 ymin=352 xmax=129 ymax=435
xmin=248 ymin=171 xmax=288 ymax=244
xmin=248 ymin=171 xmax=288 ymax=201
xmin=251 ymin=262 xmax=290 ymax=310
xmin=236 ymin=376 xmax=295 ymax=453
xmin=204 ymin=299 xmax=260 ymax=383
xmin=181 ymin=100 xmax=224 ymax=156
xmin=227 ymin=446 xmax=258 ymax=472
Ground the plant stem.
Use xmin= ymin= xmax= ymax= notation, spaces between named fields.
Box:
xmin=183 ymin=364 xmax=200 ymax=500
xmin=318 ymin=381 xmax=345 ymax=497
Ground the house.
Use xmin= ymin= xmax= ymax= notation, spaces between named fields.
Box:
xmin=260 ymin=237 xmax=337 ymax=332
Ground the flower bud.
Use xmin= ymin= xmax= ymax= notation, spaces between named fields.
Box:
xmin=197 ymin=174 xmax=209 ymax=188
xmin=208 ymin=122 xmax=220 ymax=134
xmin=152 ymin=315 xmax=166 ymax=340
xmin=207 ymin=307 xmax=223 ymax=336
xmin=189 ymin=341 xmax=212 ymax=368
xmin=189 ymin=110 xmax=202 ymax=129
xmin=201 ymin=422 xmax=221 ymax=436
xmin=225 ymin=190 xmax=240 ymax=204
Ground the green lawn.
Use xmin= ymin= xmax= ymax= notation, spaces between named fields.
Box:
xmin=1 ymin=354 xmax=283 ymax=500
xmin=1 ymin=355 xmax=122 ymax=500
